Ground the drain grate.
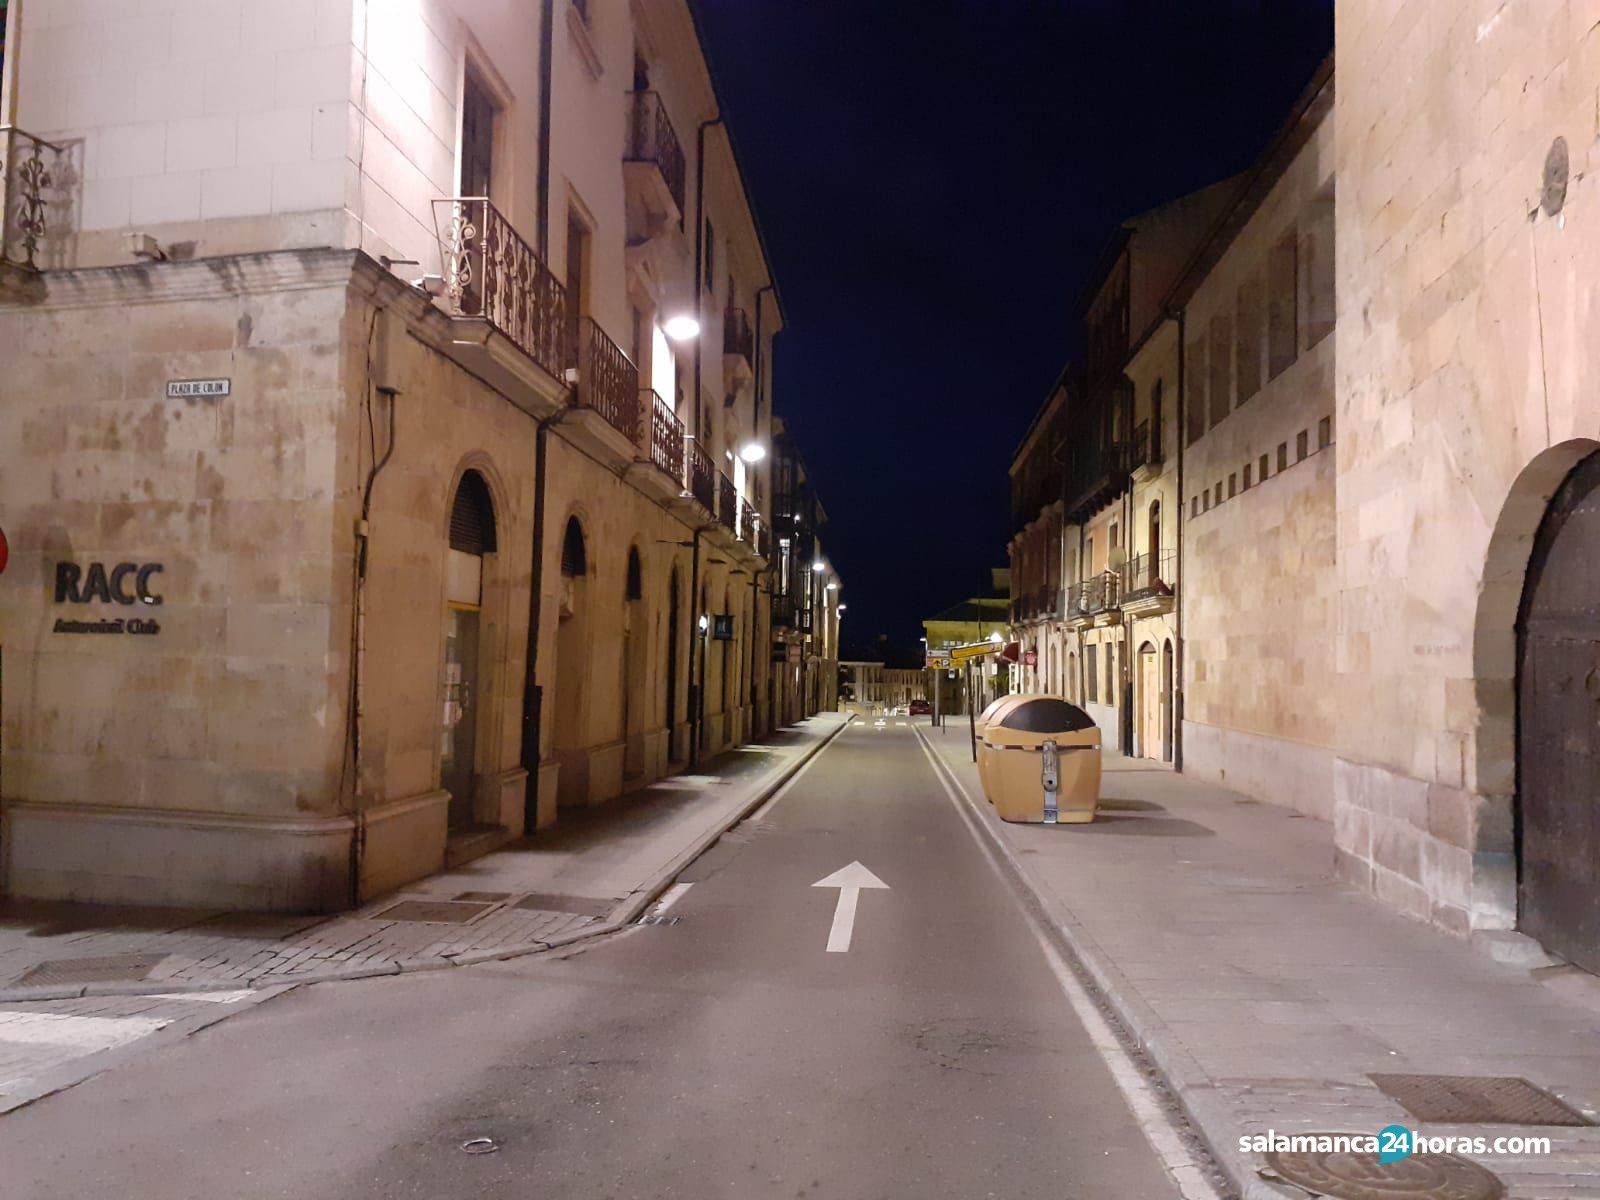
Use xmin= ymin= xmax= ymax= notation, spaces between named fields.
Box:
xmin=18 ymin=952 xmax=169 ymax=987
xmin=374 ymin=899 xmax=492 ymax=924
xmin=636 ymin=914 xmax=682 ymax=926
xmin=514 ymin=893 xmax=615 ymax=918
xmin=1370 ymin=1074 xmax=1590 ymax=1126
xmin=1264 ymin=1137 xmax=1504 ymax=1200
xmin=453 ymin=891 xmax=511 ymax=903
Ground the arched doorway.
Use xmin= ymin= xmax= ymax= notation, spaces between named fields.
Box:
xmin=554 ymin=515 xmax=589 ymax=805
xmin=442 ymin=470 xmax=497 ymax=830
xmin=622 ymin=546 xmax=645 ymax=782
xmin=1161 ymin=639 xmax=1174 ymax=762
xmin=1518 ymin=450 xmax=1600 ymax=971
xmin=1137 ymin=641 xmax=1159 ymax=759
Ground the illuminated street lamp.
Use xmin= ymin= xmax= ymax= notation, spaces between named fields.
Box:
xmin=811 ymin=560 xmax=826 ymax=573
xmin=738 ymin=441 xmax=767 ymax=464
xmin=663 ymin=314 xmax=701 ymax=342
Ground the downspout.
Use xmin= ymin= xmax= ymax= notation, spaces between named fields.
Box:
xmin=753 ymin=283 xmax=776 ymax=736
xmin=1173 ymin=309 xmax=1186 ymax=773
xmin=688 ymin=114 xmax=723 ymax=766
xmin=521 ymin=0 xmax=558 ymax=833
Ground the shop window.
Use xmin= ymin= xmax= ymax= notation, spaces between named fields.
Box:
xmin=449 ymin=470 xmax=498 ymax=554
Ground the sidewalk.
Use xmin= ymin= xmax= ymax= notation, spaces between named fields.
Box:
xmin=0 ymin=714 xmax=850 ymax=1004
xmin=919 ymin=724 xmax=1600 ymax=1200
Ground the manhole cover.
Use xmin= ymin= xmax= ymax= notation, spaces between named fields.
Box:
xmin=636 ymin=914 xmax=682 ymax=926
xmin=18 ymin=952 xmax=169 ymax=986
xmin=373 ymin=900 xmax=491 ymax=924
xmin=1264 ymin=1138 xmax=1504 ymax=1200
xmin=514 ymin=893 xmax=615 ymax=918
xmin=1370 ymin=1074 xmax=1590 ymax=1126
xmin=454 ymin=891 xmax=511 ymax=903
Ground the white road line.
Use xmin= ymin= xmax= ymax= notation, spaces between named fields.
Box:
xmin=648 ymin=882 xmax=693 ymax=917
xmin=0 ymin=1012 xmax=169 ymax=1050
xmin=749 ymin=724 xmax=847 ymax=821
xmin=913 ymin=729 xmax=1224 ymax=1200
xmin=146 ymin=990 xmax=256 ymax=1004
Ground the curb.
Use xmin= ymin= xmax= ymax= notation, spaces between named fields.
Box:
xmin=0 ymin=716 xmax=854 ymax=1005
xmin=915 ymin=725 xmax=1288 ymax=1200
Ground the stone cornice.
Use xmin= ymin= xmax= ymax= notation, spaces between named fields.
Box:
xmin=2 ymin=247 xmax=363 ymax=312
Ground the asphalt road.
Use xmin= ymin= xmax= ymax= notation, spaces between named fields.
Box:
xmin=0 ymin=720 xmax=1186 ymax=1199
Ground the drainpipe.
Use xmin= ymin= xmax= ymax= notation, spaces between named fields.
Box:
xmin=752 ymin=283 xmax=776 ymax=735
xmin=520 ymin=0 xmax=558 ymax=833
xmin=691 ymin=114 xmax=724 ymax=445
xmin=350 ymin=308 xmax=399 ymax=907
xmin=1173 ymin=308 xmax=1186 ymax=773
xmin=689 ymin=526 xmax=703 ymax=767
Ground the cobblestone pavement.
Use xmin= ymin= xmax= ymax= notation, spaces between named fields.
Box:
xmin=918 ymin=723 xmax=1600 ymax=1200
xmin=0 ymin=989 xmax=279 ymax=1113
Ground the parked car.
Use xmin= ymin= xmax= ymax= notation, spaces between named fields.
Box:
xmin=909 ymin=698 xmax=933 ymax=715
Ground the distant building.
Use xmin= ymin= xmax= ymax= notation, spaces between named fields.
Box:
xmin=923 ymin=570 xmax=1011 ymax=715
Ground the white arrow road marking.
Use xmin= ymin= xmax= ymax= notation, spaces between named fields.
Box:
xmin=812 ymin=861 xmax=890 ymax=952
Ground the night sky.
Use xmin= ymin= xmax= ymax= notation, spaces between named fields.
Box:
xmin=693 ymin=1 xmax=1333 ymax=663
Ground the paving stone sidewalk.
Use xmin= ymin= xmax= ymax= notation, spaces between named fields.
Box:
xmin=0 ymin=714 xmax=849 ymax=1005
xmin=919 ymin=723 xmax=1600 ymax=1200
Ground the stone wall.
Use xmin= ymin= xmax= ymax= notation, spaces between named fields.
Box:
xmin=1334 ymin=0 xmax=1600 ymax=931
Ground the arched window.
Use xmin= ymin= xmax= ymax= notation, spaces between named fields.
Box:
xmin=561 ymin=516 xmax=587 ymax=577
xmin=625 ymin=546 xmax=642 ymax=601
xmin=450 ymin=470 xmax=497 ymax=555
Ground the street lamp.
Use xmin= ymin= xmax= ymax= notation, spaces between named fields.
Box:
xmin=811 ymin=560 xmax=826 ymax=573
xmin=988 ymin=631 xmax=1003 ymax=644
xmin=663 ymin=314 xmax=700 ymax=342
xmin=738 ymin=441 xmax=767 ymax=464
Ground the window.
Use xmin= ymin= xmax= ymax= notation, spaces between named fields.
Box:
xmin=1259 ymin=452 xmax=1269 ymax=481
xmin=1235 ymin=273 xmax=1263 ymax=404
xmin=1297 ymin=429 xmax=1309 ymax=461
xmin=1105 ymin=643 xmax=1115 ymax=707
xmin=1191 ymin=495 xmax=1200 ymax=519
xmin=1202 ymin=487 xmax=1210 ymax=510
xmin=0 ymin=1 xmax=9 ymax=81
xmin=450 ymin=471 xmax=498 ymax=555
xmin=1277 ymin=442 xmax=1288 ymax=471
xmin=566 ymin=208 xmax=590 ymax=359
xmin=1268 ymin=228 xmax=1298 ymax=378
xmin=1110 ymin=523 xmax=1119 ymax=551
xmin=1243 ymin=463 xmax=1252 ymax=490
xmin=1318 ymin=415 xmax=1333 ymax=450
xmin=1186 ymin=337 xmax=1207 ymax=445
xmin=1228 ymin=472 xmax=1238 ymax=499
xmin=460 ymin=69 xmax=498 ymax=199
xmin=1086 ymin=646 xmax=1098 ymax=703
xmin=561 ymin=516 xmax=587 ymax=577
xmin=1150 ymin=378 xmax=1164 ymax=460
xmin=1208 ymin=312 xmax=1232 ymax=427
xmin=625 ymin=547 xmax=642 ymax=601
xmin=1305 ymin=183 xmax=1336 ymax=347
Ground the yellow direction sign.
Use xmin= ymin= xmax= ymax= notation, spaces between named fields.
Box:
xmin=949 ymin=642 xmax=997 ymax=665
xmin=925 ymin=655 xmax=952 ymax=670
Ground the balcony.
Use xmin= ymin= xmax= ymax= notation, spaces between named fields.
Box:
xmin=1064 ymin=439 xmax=1128 ymax=523
xmin=645 ymin=390 xmax=684 ymax=480
xmin=738 ymin=501 xmax=767 ymax=559
xmin=1066 ymin=571 xmax=1121 ymax=626
xmin=433 ymin=196 xmax=569 ymax=416
xmin=723 ymin=307 xmax=753 ymax=386
xmin=624 ymin=91 xmax=686 ymax=230
xmin=1121 ymin=550 xmax=1176 ymax=615
xmin=717 ymin=472 xmax=738 ymax=534
xmin=572 ymin=316 xmax=640 ymax=444
xmin=2 ymin=126 xmax=67 ymax=282
xmin=687 ymin=439 xmax=716 ymax=513
xmin=1129 ymin=419 xmax=1163 ymax=479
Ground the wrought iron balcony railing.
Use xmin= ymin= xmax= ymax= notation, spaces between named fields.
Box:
xmin=1129 ymin=419 xmax=1163 ymax=471
xmin=687 ymin=438 xmax=716 ymax=512
xmin=1122 ymin=549 xmax=1176 ymax=599
xmin=2 ymin=127 xmax=66 ymax=272
xmin=718 ymin=472 xmax=738 ymax=533
xmin=645 ymin=389 xmax=684 ymax=481
xmin=626 ymin=91 xmax=686 ymax=218
xmin=574 ymin=316 xmax=640 ymax=441
xmin=434 ymin=197 xmax=568 ymax=381
xmin=739 ymin=500 xmax=763 ymax=549
xmin=724 ymin=307 xmax=753 ymax=364
xmin=1067 ymin=571 xmax=1120 ymax=618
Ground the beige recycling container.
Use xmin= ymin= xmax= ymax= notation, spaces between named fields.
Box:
xmin=975 ymin=694 xmax=1030 ymax=802
xmin=980 ymin=696 xmax=1101 ymax=823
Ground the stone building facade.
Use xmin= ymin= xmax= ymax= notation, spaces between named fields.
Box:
xmin=0 ymin=0 xmax=834 ymax=911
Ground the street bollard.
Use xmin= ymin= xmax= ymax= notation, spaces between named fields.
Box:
xmin=1041 ymin=738 xmax=1060 ymax=825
